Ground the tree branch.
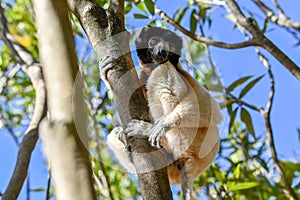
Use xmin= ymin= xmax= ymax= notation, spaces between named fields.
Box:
xmin=33 ymin=0 xmax=96 ymax=199
xmin=155 ymin=7 xmax=260 ymax=49
xmin=0 ymin=5 xmax=47 ymax=200
xmin=224 ymin=0 xmax=300 ymax=81
xmin=226 ymin=92 xmax=264 ymax=112
xmin=252 ymin=0 xmax=300 ymax=30
xmin=68 ymin=0 xmax=172 ymax=199
xmin=256 ymin=49 xmax=298 ymax=199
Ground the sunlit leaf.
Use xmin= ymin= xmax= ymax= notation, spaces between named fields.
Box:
xmin=282 ymin=161 xmax=300 ymax=182
xmin=135 ymin=1 xmax=147 ymax=14
xmin=228 ymin=182 xmax=259 ymax=191
xmin=233 ymin=163 xmax=241 ymax=179
xmin=124 ymin=3 xmax=133 ymax=14
xmin=144 ymin=0 xmax=154 ymax=15
xmin=199 ymin=5 xmax=209 ymax=22
xmin=133 ymin=14 xmax=149 ymax=19
xmin=262 ymin=17 xmax=270 ymax=33
xmin=240 ymin=108 xmax=255 ymax=137
xmin=190 ymin=9 xmax=197 ymax=33
xmin=239 ymin=75 xmax=264 ymax=99
xmin=227 ymin=75 xmax=253 ymax=92
xmin=175 ymin=7 xmax=188 ymax=24
xmin=229 ymin=107 xmax=238 ymax=133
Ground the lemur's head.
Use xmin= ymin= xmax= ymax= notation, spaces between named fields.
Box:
xmin=135 ymin=26 xmax=183 ymax=67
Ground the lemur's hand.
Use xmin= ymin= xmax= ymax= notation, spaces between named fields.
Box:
xmin=125 ymin=119 xmax=152 ymax=138
xmin=99 ymin=56 xmax=119 ymax=88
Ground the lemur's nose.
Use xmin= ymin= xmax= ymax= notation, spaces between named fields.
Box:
xmin=159 ymin=49 xmax=168 ymax=57
xmin=157 ymin=43 xmax=169 ymax=57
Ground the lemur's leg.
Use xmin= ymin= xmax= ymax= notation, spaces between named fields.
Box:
xmin=106 ymin=127 xmax=136 ymax=172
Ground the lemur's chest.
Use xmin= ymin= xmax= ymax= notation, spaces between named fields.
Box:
xmin=144 ymin=62 xmax=189 ymax=119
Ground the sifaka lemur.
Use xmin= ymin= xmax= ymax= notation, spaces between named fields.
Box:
xmin=101 ymin=26 xmax=223 ymax=200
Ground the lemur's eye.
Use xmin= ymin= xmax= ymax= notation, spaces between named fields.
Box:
xmin=149 ymin=37 xmax=159 ymax=46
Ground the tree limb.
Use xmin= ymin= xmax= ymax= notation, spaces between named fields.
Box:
xmin=0 ymin=5 xmax=47 ymax=200
xmin=155 ymin=7 xmax=260 ymax=49
xmin=33 ymin=0 xmax=96 ymax=199
xmin=225 ymin=0 xmax=300 ymax=81
xmin=156 ymin=1 xmax=300 ymax=81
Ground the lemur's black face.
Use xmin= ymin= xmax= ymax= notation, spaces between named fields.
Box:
xmin=135 ymin=26 xmax=183 ymax=67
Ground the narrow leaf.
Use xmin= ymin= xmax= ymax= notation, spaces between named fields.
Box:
xmin=135 ymin=1 xmax=147 ymax=14
xmin=190 ymin=9 xmax=197 ymax=33
xmin=262 ymin=17 xmax=270 ymax=33
xmin=199 ymin=6 xmax=207 ymax=22
xmin=241 ymin=108 xmax=255 ymax=137
xmin=239 ymin=75 xmax=264 ymax=98
xmin=227 ymin=75 xmax=253 ymax=92
xmin=228 ymin=182 xmax=259 ymax=191
xmin=175 ymin=7 xmax=188 ymax=24
xmin=144 ymin=0 xmax=155 ymax=15
xmin=124 ymin=3 xmax=132 ymax=14
xmin=133 ymin=14 xmax=149 ymax=19
xmin=233 ymin=163 xmax=241 ymax=179
xmin=229 ymin=107 xmax=238 ymax=133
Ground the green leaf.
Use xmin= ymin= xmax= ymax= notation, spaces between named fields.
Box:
xmin=262 ymin=17 xmax=270 ymax=33
xmin=228 ymin=182 xmax=259 ymax=191
xmin=124 ymin=3 xmax=132 ymax=14
xmin=282 ymin=161 xmax=300 ymax=181
xmin=190 ymin=9 xmax=197 ymax=33
xmin=240 ymin=76 xmax=263 ymax=98
xmin=239 ymin=75 xmax=264 ymax=98
xmin=175 ymin=7 xmax=188 ymax=24
xmin=144 ymin=0 xmax=155 ymax=15
xmin=135 ymin=1 xmax=147 ymax=14
xmin=96 ymin=0 xmax=109 ymax=8
xmin=199 ymin=6 xmax=208 ymax=22
xmin=229 ymin=107 xmax=238 ymax=133
xmin=148 ymin=20 xmax=156 ymax=26
xmin=212 ymin=164 xmax=226 ymax=183
xmin=233 ymin=163 xmax=241 ymax=179
xmin=240 ymin=108 xmax=255 ymax=137
xmin=227 ymin=75 xmax=253 ymax=92
xmin=133 ymin=14 xmax=149 ymax=19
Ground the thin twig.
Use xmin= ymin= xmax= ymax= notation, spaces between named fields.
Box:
xmin=252 ymin=0 xmax=300 ymax=30
xmin=272 ymin=0 xmax=284 ymax=16
xmin=226 ymin=92 xmax=263 ymax=112
xmin=256 ymin=49 xmax=298 ymax=199
xmin=0 ymin=65 xmax=21 ymax=94
xmin=194 ymin=0 xmax=225 ymax=6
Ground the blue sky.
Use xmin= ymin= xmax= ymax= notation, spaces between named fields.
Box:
xmin=1 ymin=0 xmax=300 ymax=199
